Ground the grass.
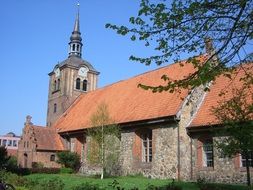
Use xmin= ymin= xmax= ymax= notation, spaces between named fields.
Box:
xmin=25 ymin=174 xmax=171 ymax=190
xmin=22 ymin=174 xmax=250 ymax=190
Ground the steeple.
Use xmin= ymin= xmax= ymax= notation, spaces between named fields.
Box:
xmin=68 ymin=3 xmax=83 ymax=58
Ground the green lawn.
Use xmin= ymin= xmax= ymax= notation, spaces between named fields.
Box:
xmin=21 ymin=174 xmax=249 ymax=190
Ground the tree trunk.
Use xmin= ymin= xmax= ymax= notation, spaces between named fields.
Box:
xmin=101 ymin=124 xmax=104 ymax=180
xmin=245 ymin=152 xmax=251 ymax=186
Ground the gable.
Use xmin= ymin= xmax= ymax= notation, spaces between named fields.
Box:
xmin=189 ymin=63 xmax=253 ymax=128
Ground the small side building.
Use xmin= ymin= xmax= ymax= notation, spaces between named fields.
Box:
xmin=17 ymin=116 xmax=65 ymax=168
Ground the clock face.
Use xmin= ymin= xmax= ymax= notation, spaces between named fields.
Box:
xmin=54 ymin=68 xmax=60 ymax=78
xmin=78 ymin=67 xmax=89 ymax=77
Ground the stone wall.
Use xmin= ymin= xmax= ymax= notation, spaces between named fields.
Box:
xmin=119 ymin=124 xmax=179 ymax=179
xmin=191 ymin=137 xmax=253 ymax=184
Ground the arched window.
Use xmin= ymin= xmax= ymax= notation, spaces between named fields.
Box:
xmin=57 ymin=79 xmax=60 ymax=90
xmin=54 ymin=80 xmax=57 ymax=91
xmin=54 ymin=103 xmax=57 ymax=113
xmin=77 ymin=44 xmax=79 ymax=51
xmin=72 ymin=44 xmax=76 ymax=51
xmin=83 ymin=80 xmax=87 ymax=91
xmin=50 ymin=154 xmax=56 ymax=161
xmin=76 ymin=78 xmax=81 ymax=90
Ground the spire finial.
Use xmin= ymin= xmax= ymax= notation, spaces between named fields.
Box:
xmin=68 ymin=3 xmax=83 ymax=58
xmin=74 ymin=3 xmax=80 ymax=32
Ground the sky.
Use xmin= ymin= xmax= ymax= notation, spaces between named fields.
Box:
xmin=1 ymin=1 xmax=251 ymax=136
xmin=0 ymin=0 xmax=166 ymax=136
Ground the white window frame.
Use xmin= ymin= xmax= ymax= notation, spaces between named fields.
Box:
xmin=241 ymin=151 xmax=253 ymax=167
xmin=141 ymin=131 xmax=152 ymax=163
xmin=203 ymin=140 xmax=214 ymax=167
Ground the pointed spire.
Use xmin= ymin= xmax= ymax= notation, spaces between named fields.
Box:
xmin=68 ymin=3 xmax=83 ymax=58
xmin=73 ymin=3 xmax=80 ymax=32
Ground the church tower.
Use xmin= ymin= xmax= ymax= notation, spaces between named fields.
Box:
xmin=47 ymin=5 xmax=99 ymax=127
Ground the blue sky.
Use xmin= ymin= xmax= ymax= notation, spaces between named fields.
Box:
xmin=0 ymin=0 xmax=165 ymax=135
xmin=1 ymin=1 xmax=251 ymax=136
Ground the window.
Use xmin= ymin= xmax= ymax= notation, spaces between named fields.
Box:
xmin=76 ymin=78 xmax=81 ymax=90
xmin=50 ymin=154 xmax=56 ymax=161
xmin=241 ymin=151 xmax=253 ymax=167
xmin=27 ymin=141 xmax=29 ymax=148
xmin=142 ymin=131 xmax=152 ymax=163
xmin=24 ymin=141 xmax=26 ymax=148
xmin=203 ymin=140 xmax=213 ymax=167
xmin=13 ymin=140 xmax=17 ymax=147
xmin=82 ymin=80 xmax=87 ymax=91
xmin=2 ymin=139 xmax=7 ymax=146
xmin=77 ymin=44 xmax=79 ymax=51
xmin=54 ymin=80 xmax=57 ymax=91
xmin=54 ymin=103 xmax=57 ymax=113
xmin=72 ymin=44 xmax=75 ymax=51
xmin=57 ymin=79 xmax=60 ymax=90
xmin=7 ymin=140 xmax=12 ymax=146
xmin=70 ymin=138 xmax=75 ymax=152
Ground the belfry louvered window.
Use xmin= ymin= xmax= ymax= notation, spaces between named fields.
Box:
xmin=83 ymin=80 xmax=87 ymax=91
xmin=76 ymin=78 xmax=81 ymax=90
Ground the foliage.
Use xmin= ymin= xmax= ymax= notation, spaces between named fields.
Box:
xmin=87 ymin=103 xmax=121 ymax=179
xmin=57 ymin=151 xmax=80 ymax=171
xmin=30 ymin=167 xmax=60 ymax=174
xmin=6 ymin=156 xmax=18 ymax=172
xmin=72 ymin=182 xmax=101 ymax=190
xmin=0 ymin=170 xmax=29 ymax=188
xmin=59 ymin=167 xmax=73 ymax=174
xmin=32 ymin=162 xmax=44 ymax=169
xmin=27 ymin=178 xmax=64 ymax=190
xmin=197 ymin=177 xmax=251 ymax=190
xmin=106 ymin=0 xmax=253 ymax=92
xmin=212 ymin=84 xmax=253 ymax=186
xmin=0 ymin=146 xmax=10 ymax=169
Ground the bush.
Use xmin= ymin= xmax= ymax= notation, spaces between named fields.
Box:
xmin=0 ymin=170 xmax=29 ymax=187
xmin=32 ymin=162 xmax=44 ymax=169
xmin=57 ymin=151 xmax=80 ymax=171
xmin=27 ymin=178 xmax=64 ymax=190
xmin=0 ymin=146 xmax=10 ymax=169
xmin=6 ymin=156 xmax=18 ymax=172
xmin=72 ymin=182 xmax=101 ymax=190
xmin=59 ymin=167 xmax=73 ymax=174
xmin=30 ymin=167 xmax=60 ymax=174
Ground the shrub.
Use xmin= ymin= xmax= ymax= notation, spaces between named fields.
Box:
xmin=57 ymin=151 xmax=80 ymax=171
xmin=32 ymin=162 xmax=44 ymax=169
xmin=0 ymin=170 xmax=29 ymax=187
xmin=6 ymin=156 xmax=18 ymax=173
xmin=72 ymin=182 xmax=102 ymax=190
xmin=59 ymin=167 xmax=73 ymax=174
xmin=30 ymin=167 xmax=60 ymax=174
xmin=27 ymin=178 xmax=64 ymax=190
xmin=0 ymin=146 xmax=10 ymax=169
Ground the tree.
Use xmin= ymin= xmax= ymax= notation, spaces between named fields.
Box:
xmin=57 ymin=151 xmax=80 ymax=171
xmin=106 ymin=0 xmax=253 ymax=93
xmin=0 ymin=146 xmax=10 ymax=169
xmin=87 ymin=103 xmax=120 ymax=179
xmin=212 ymin=85 xmax=253 ymax=186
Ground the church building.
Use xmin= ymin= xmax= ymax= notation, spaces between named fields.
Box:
xmin=18 ymin=6 xmax=253 ymax=184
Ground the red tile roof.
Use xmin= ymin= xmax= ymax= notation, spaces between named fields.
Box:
xmin=190 ymin=64 xmax=253 ymax=128
xmin=31 ymin=125 xmax=64 ymax=151
xmin=54 ymin=57 xmax=205 ymax=133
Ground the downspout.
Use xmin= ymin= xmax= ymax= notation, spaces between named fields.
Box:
xmin=190 ymin=138 xmax=193 ymax=180
xmin=177 ymin=123 xmax=181 ymax=181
